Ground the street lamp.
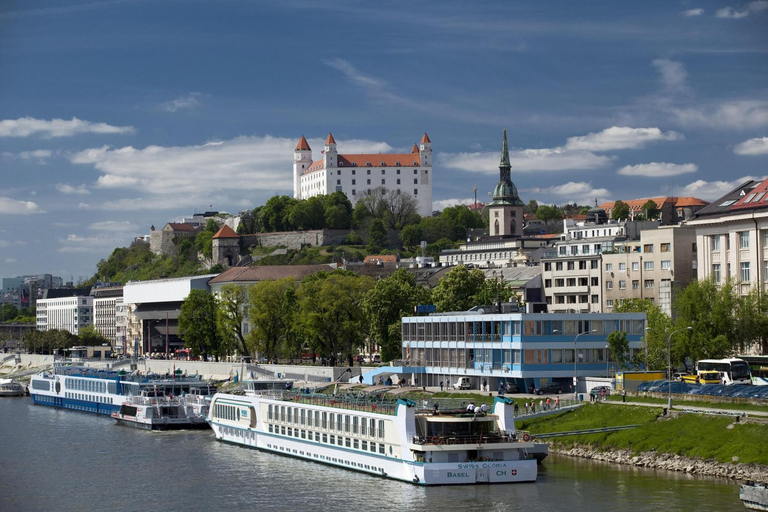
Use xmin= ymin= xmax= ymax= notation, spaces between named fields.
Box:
xmin=574 ymin=329 xmax=597 ymax=399
xmin=667 ymin=326 xmax=692 ymax=410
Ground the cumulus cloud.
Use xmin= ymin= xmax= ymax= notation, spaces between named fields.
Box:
xmin=734 ymin=137 xmax=768 ymax=155
xmin=0 ymin=197 xmax=44 ymax=214
xmin=682 ymin=8 xmax=704 ymax=16
xmin=678 ymin=175 xmax=763 ymax=200
xmin=672 ymin=100 xmax=768 ymax=129
xmin=433 ymin=198 xmax=474 ymax=211
xmin=440 ymin=149 xmax=612 ymax=174
xmin=90 ymin=220 xmax=139 ymax=232
xmin=524 ymin=181 xmax=611 ymax=205
xmin=652 ymin=59 xmax=689 ymax=94
xmin=159 ymin=93 xmax=203 ymax=113
xmin=716 ymin=1 xmax=768 ymax=18
xmin=2 ymin=149 xmax=53 ymax=163
xmin=0 ymin=117 xmax=134 ymax=138
xmin=617 ymin=162 xmax=698 ymax=177
xmin=56 ymin=183 xmax=91 ymax=195
xmin=565 ymin=126 xmax=683 ymax=151
xmin=58 ymin=233 xmax=125 ymax=253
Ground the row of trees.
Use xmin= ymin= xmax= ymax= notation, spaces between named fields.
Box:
xmin=0 ymin=304 xmax=35 ymax=323
xmin=178 ymin=266 xmax=521 ymax=364
xmin=22 ymin=325 xmax=109 ymax=354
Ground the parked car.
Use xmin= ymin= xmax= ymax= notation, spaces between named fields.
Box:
xmin=453 ymin=377 xmax=472 ymax=390
xmin=589 ymin=386 xmax=612 ymax=398
xmin=534 ymin=382 xmax=563 ymax=395
xmin=498 ymin=382 xmax=518 ymax=394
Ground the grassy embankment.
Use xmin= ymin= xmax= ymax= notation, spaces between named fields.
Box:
xmin=516 ymin=403 xmax=768 ymax=465
xmin=606 ymin=394 xmax=768 ymax=413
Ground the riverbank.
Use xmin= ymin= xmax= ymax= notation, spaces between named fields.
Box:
xmin=518 ymin=402 xmax=768 ymax=483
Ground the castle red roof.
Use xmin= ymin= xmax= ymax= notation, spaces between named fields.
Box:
xmin=325 ymin=133 xmax=336 ymax=144
xmin=420 ymin=132 xmax=431 ymax=144
xmin=303 ymin=153 xmax=422 ymax=175
xmin=212 ymin=224 xmax=239 ymax=239
xmin=295 ymin=136 xmax=311 ymax=151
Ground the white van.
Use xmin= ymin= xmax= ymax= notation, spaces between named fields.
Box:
xmin=453 ymin=377 xmax=472 ymax=390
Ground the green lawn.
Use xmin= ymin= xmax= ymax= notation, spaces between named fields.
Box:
xmin=517 ymin=403 xmax=768 ymax=465
xmin=607 ymin=394 xmax=768 ymax=413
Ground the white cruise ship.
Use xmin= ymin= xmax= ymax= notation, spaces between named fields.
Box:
xmin=29 ymin=364 xmax=216 ymax=416
xmin=208 ymin=382 xmax=538 ymax=485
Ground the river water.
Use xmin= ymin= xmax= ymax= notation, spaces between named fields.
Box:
xmin=0 ymin=397 xmax=741 ymax=511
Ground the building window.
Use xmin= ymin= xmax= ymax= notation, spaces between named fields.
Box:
xmin=579 ymin=260 xmax=586 ymax=270
xmin=544 ymin=262 xmax=551 ymax=271
xmin=741 ymin=262 xmax=751 ymax=281
xmin=606 ymin=299 xmax=614 ymax=308
xmin=644 ymin=261 xmax=654 ymax=271
xmin=660 ymin=243 xmax=670 ymax=252
xmin=619 ymin=280 xmax=626 ymax=290
xmin=712 ymin=235 xmax=720 ymax=251
xmin=592 ymin=295 xmax=599 ymax=303
xmin=579 ymin=277 xmax=588 ymax=286
xmin=712 ymin=263 xmax=721 ymax=283
xmin=567 ymin=261 xmax=574 ymax=270
xmin=336 ymin=179 xmax=341 ymax=185
xmin=352 ymin=190 xmax=356 ymax=195
xmin=337 ymin=170 xmax=340 ymax=175
xmin=606 ymin=281 xmax=613 ymax=290
xmin=544 ymin=279 xmax=552 ymax=288
xmin=740 ymin=232 xmax=750 ymax=249
xmin=367 ymin=179 xmax=371 ymax=185
xmin=414 ymin=179 xmax=418 ymax=184
xmin=556 ymin=262 xmax=563 ymax=271
xmin=571 ymin=246 xmax=578 ymax=256
xmin=567 ymin=278 xmax=576 ymax=287
xmin=352 ymin=170 xmax=356 ymax=175
xmin=367 ymin=169 xmax=371 ymax=175
xmin=555 ymin=278 xmax=565 ymax=287
xmin=352 ymin=179 xmax=356 ymax=185
xmin=559 ymin=246 xmax=567 ymax=256
xmin=643 ymin=244 xmax=653 ymax=253
xmin=605 ymin=263 xmax=613 ymax=272
xmin=591 ymin=277 xmax=598 ymax=286
xmin=632 ymin=262 xmax=639 ymax=272
xmin=397 ymin=169 xmax=400 ymax=175
xmin=644 ymin=279 xmax=654 ymax=289
xmin=619 ymin=263 xmax=626 ymax=272
xmin=414 ymin=189 xmax=418 ymax=195
xmin=381 ymin=179 xmax=385 ymax=185
xmin=414 ymin=169 xmax=417 ymax=174
xmin=763 ymin=230 xmax=768 ymax=247
xmin=661 ymin=260 xmax=671 ymax=270
xmin=397 ymin=179 xmax=400 ymax=185
xmin=591 ymin=260 xmax=598 ymax=269
xmin=632 ymin=280 xmax=639 ymax=290
xmin=381 ymin=169 xmax=385 ymax=175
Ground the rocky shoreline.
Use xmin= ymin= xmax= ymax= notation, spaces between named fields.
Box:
xmin=551 ymin=445 xmax=768 ymax=483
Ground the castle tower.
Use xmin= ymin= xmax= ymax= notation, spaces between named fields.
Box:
xmin=323 ymin=132 xmax=337 ymax=169
xmin=293 ymin=135 xmax=312 ymax=199
xmin=211 ymin=224 xmax=241 ymax=268
xmin=419 ymin=132 xmax=431 ymax=167
xmin=488 ymin=129 xmax=524 ymax=237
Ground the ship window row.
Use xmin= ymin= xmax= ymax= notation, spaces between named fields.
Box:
xmin=65 ymin=392 xmax=112 ymax=404
xmin=267 ymin=404 xmax=384 ymax=439
xmin=265 ymin=442 xmax=387 ymax=473
xmin=213 ymin=404 xmax=241 ymax=422
xmin=66 ymin=378 xmax=106 ymax=393
xmin=32 ymin=380 xmax=51 ymax=391
xmin=267 ymin=424 xmax=386 ymax=455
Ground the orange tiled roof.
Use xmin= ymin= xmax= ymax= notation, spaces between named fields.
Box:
xmin=303 ymin=153 xmax=421 ymax=175
xmin=295 ymin=135 xmax=311 ymax=151
xmin=212 ymin=225 xmax=239 ymax=239
xmin=325 ymin=132 xmax=336 ymax=144
xmin=364 ymin=255 xmax=398 ymax=264
xmin=411 ymin=143 xmax=419 ymax=153
xmin=674 ymin=197 xmax=708 ymax=207
xmin=599 ymin=196 xmax=708 ymax=211
xmin=166 ymin=223 xmax=196 ymax=232
xmin=421 ymin=132 xmax=431 ymax=144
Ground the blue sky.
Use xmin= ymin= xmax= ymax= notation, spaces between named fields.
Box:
xmin=1 ymin=0 xmax=767 ymax=282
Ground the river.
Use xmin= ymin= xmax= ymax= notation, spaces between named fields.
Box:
xmin=0 ymin=397 xmax=741 ymax=511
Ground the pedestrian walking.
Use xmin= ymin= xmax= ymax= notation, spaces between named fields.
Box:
xmin=524 ymin=401 xmax=529 ymax=414
xmin=555 ymin=396 xmax=560 ymax=409
xmin=439 ymin=380 xmax=444 ymax=392
xmin=514 ymin=402 xmax=519 ymax=417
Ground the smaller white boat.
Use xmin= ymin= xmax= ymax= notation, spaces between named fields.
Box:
xmin=112 ymin=389 xmax=210 ymax=430
xmin=741 ymin=483 xmax=768 ymax=511
xmin=0 ymin=379 xmax=25 ymax=397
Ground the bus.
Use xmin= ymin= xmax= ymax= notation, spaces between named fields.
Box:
xmin=696 ymin=358 xmax=752 ymax=385
xmin=737 ymin=355 xmax=768 ymax=385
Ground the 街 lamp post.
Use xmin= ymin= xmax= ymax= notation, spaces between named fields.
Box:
xmin=667 ymin=326 xmax=692 ymax=410
xmin=574 ymin=329 xmax=597 ymax=399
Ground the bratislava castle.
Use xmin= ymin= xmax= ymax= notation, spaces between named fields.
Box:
xmin=293 ymin=133 xmax=433 ymax=217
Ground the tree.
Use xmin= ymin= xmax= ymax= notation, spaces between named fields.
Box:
xmin=366 ymin=218 xmax=388 ymax=254
xmin=616 ymin=298 xmax=672 ymax=370
xmin=216 ymin=284 xmax=250 ymax=357
xmin=611 ymin=200 xmax=630 ymax=220
xmin=259 ymin=195 xmax=297 ymax=232
xmin=247 ymin=277 xmax=299 ymax=361
xmin=606 ymin=330 xmax=630 ymax=370
xmin=535 ymin=205 xmax=563 ymax=224
xmin=179 ymin=289 xmax=220 ymax=360
xmin=473 ymin=276 xmax=520 ymax=308
xmin=431 ymin=265 xmax=487 ymax=312
xmin=400 ymin=224 xmax=423 ymax=251
xmin=297 ymin=271 xmax=373 ymax=366
xmin=525 ymin=199 xmax=539 ymax=215
xmin=363 ymin=268 xmax=430 ymax=362
xmin=641 ymin=199 xmax=659 ymax=221
xmin=195 ymin=230 xmax=214 ymax=259
xmin=382 ymin=189 xmax=419 ymax=229
xmin=734 ymin=288 xmax=768 ymax=354
xmin=78 ymin=325 xmax=109 ymax=346
xmin=24 ymin=329 xmax=78 ymax=354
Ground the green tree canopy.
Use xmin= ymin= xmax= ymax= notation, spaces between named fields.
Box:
xmin=606 ymin=330 xmax=630 ymax=370
xmin=78 ymin=325 xmax=109 ymax=346
xmin=363 ymin=268 xmax=430 ymax=361
xmin=535 ymin=205 xmax=563 ymax=224
xmin=611 ymin=200 xmax=630 ymax=220
xmin=247 ymin=277 xmax=298 ymax=361
xmin=431 ymin=265 xmax=487 ymax=312
xmin=616 ymin=298 xmax=672 ymax=370
xmin=179 ymin=289 xmax=220 ymax=360
xmin=641 ymin=199 xmax=659 ymax=220
xmin=216 ymin=284 xmax=250 ymax=357
xmin=366 ymin=218 xmax=388 ymax=254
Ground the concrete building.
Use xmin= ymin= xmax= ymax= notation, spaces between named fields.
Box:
xmin=398 ymin=311 xmax=646 ymax=393
xmin=91 ymin=285 xmax=123 ymax=347
xmin=293 ymin=133 xmax=433 ymax=217
xmin=685 ymin=177 xmax=768 ymax=296
xmin=36 ymin=295 xmax=93 ymax=335
xmin=602 ymin=225 xmax=697 ymax=315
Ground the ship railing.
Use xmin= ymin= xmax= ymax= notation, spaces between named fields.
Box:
xmin=411 ymin=432 xmax=519 ymax=446
xmin=285 ymin=392 xmax=399 ymax=416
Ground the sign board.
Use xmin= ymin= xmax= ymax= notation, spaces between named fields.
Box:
xmin=414 ymin=304 xmax=437 ymax=314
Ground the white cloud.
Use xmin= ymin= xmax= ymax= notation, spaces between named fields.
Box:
xmin=716 ymin=1 xmax=768 ymax=18
xmin=440 ymin=148 xmax=612 ymax=174
xmin=682 ymin=8 xmax=704 ymax=16
xmin=0 ymin=197 xmax=44 ymax=214
xmin=565 ymin=126 xmax=683 ymax=151
xmin=89 ymin=220 xmax=139 ymax=232
xmin=678 ymin=175 xmax=763 ymax=200
xmin=433 ymin=198 xmax=473 ymax=211
xmin=2 ymin=149 xmax=52 ymax=163
xmin=0 ymin=117 xmax=134 ymax=138
xmin=525 ymin=181 xmax=611 ymax=205
xmin=159 ymin=92 xmax=203 ymax=113
xmin=5 ymin=258 xmax=18 ymax=264
xmin=652 ymin=59 xmax=689 ymax=94
xmin=734 ymin=137 xmax=768 ymax=155
xmin=671 ymin=100 xmax=768 ymax=129
xmin=58 ymin=233 xmax=125 ymax=253
xmin=617 ymin=162 xmax=698 ymax=177
xmin=56 ymin=183 xmax=91 ymax=195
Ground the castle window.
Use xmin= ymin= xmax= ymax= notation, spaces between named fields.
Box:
xmin=352 ymin=179 xmax=356 ymax=185
xmin=397 ymin=179 xmax=400 ymax=185
xmin=367 ymin=179 xmax=371 ymax=185
xmin=395 ymin=161 xmax=400 ymax=166
xmin=352 ymin=170 xmax=356 ymax=175
xmin=337 ymin=170 xmax=340 ymax=175
xmin=352 ymin=190 xmax=356 ymax=195
xmin=381 ymin=179 xmax=385 ymax=185
xmin=413 ymin=169 xmax=417 ymax=174
xmin=367 ymin=169 xmax=371 ymax=175
xmin=425 ymin=170 xmax=428 ymax=174
xmin=337 ymin=179 xmax=341 ymax=185
xmin=381 ymin=161 xmax=386 ymax=166
xmin=414 ymin=189 xmax=418 ymax=195
xmin=414 ymin=179 xmax=418 ymax=184
xmin=397 ymin=169 xmax=400 ymax=174
xmin=366 ymin=162 xmax=371 ymax=166
xmin=381 ymin=169 xmax=385 ymax=175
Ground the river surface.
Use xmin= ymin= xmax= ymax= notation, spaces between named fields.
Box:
xmin=0 ymin=397 xmax=742 ymax=511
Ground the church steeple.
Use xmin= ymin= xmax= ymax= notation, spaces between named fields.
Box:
xmin=500 ymin=128 xmax=511 ymax=171
xmin=491 ymin=129 xmax=523 ymax=206
xmin=488 ymin=129 xmax=524 ymax=238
